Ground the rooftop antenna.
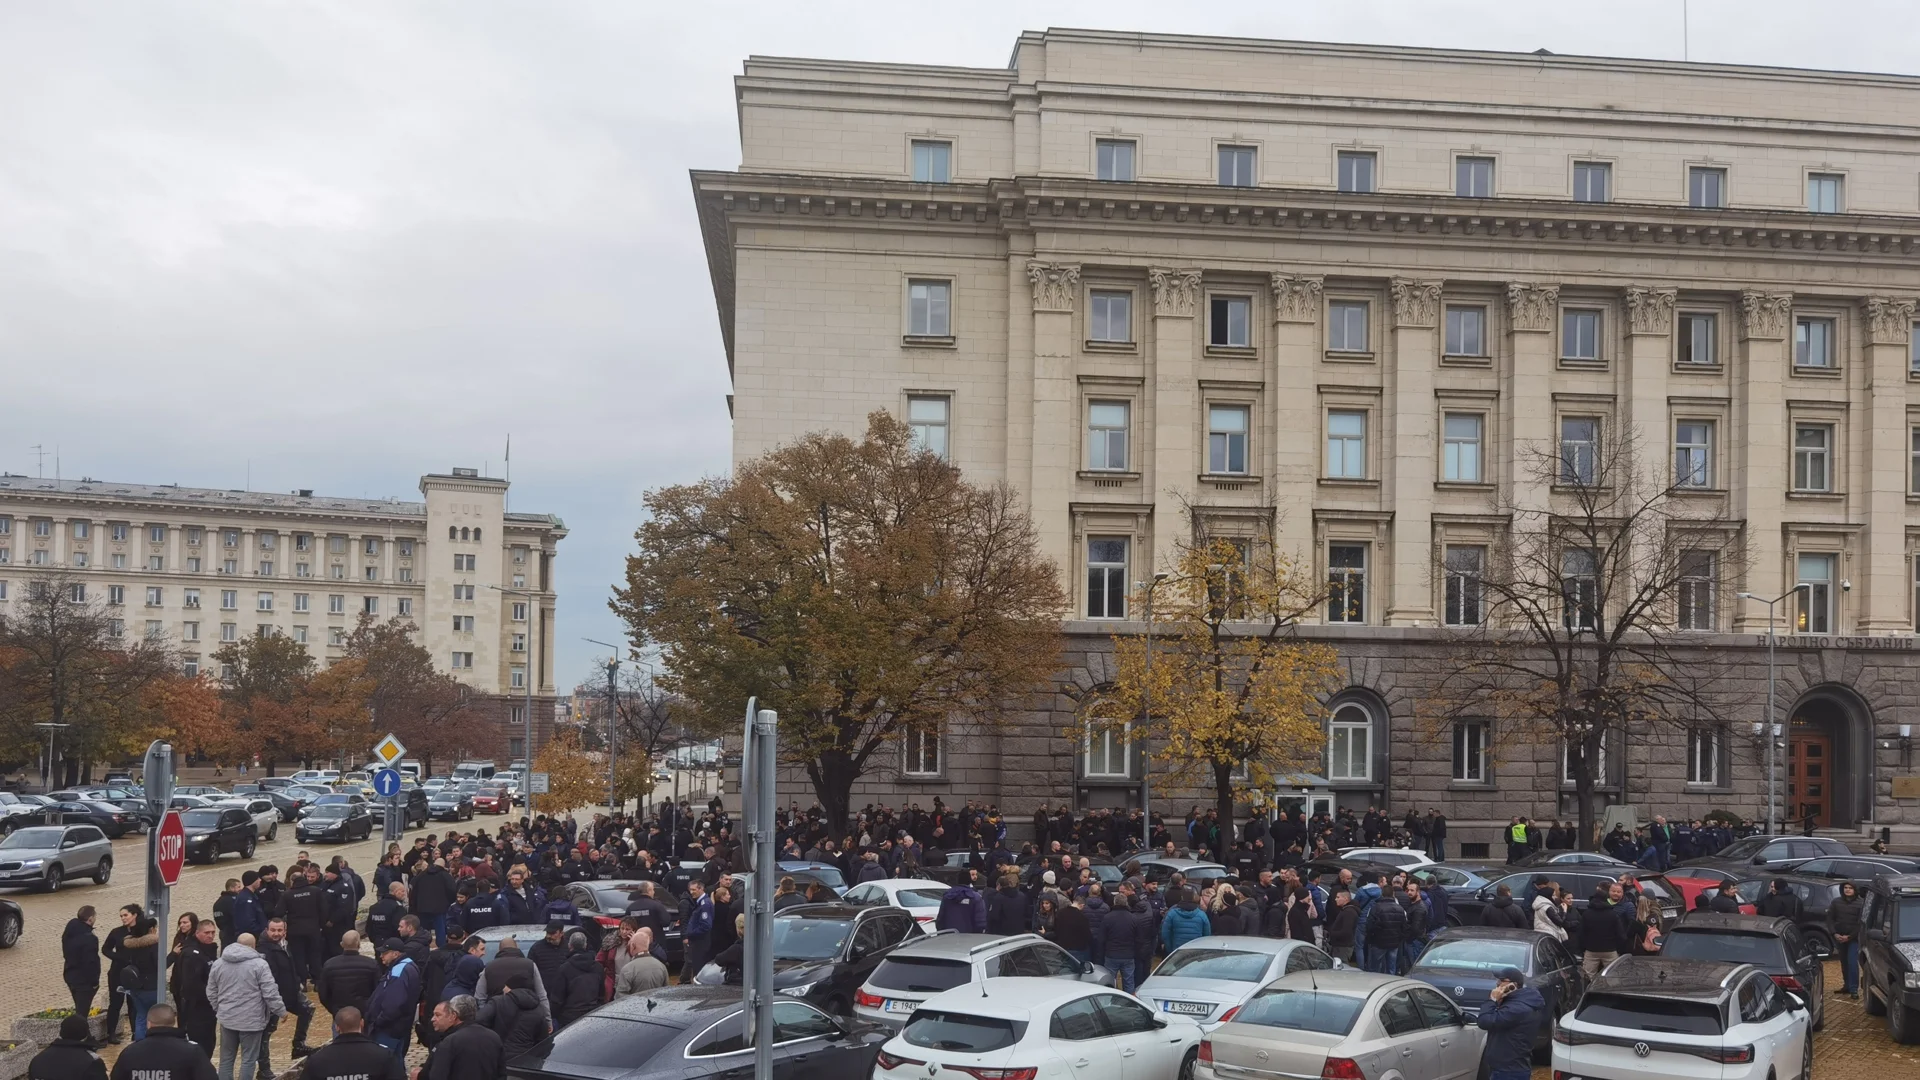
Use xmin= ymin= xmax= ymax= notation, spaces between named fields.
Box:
xmin=504 ymin=433 xmax=511 ymax=512
xmin=30 ymin=445 xmax=45 ymax=479
xmin=1683 ymin=0 xmax=1690 ymax=61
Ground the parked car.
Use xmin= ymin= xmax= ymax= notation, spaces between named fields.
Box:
xmin=296 ymin=802 xmax=375 ymax=843
xmin=1337 ymin=846 xmax=1436 ymax=869
xmin=1860 ymin=872 xmax=1920 ymax=1042
xmin=0 ymin=824 xmax=114 ymax=891
xmin=1445 ymin=869 xmax=1684 ymax=930
xmin=1119 ymin=856 xmax=1233 ymax=889
xmin=1661 ymin=912 xmax=1825 ymax=1031
xmin=1512 ymin=849 xmax=1634 ymax=869
xmin=298 ymin=793 xmax=367 ymax=818
xmin=1665 ymin=871 xmax=1759 ymax=915
xmin=465 ymin=923 xmax=575 ymax=962
xmin=0 ymin=897 xmax=20 ymax=947
xmin=427 ymin=787 xmax=474 ymax=821
xmin=396 ymin=786 xmax=429 ymax=829
xmin=1404 ymin=927 xmax=1583 ymax=1057
xmin=470 ymin=784 xmax=511 ymax=815
xmin=1726 ymin=873 xmax=1846 ymax=956
xmin=232 ymin=784 xmax=315 ymax=823
xmin=212 ymin=798 xmax=280 ymax=842
xmin=71 ymin=801 xmax=141 ymax=839
xmin=854 ymin=932 xmax=1115 ymax=1031
xmin=511 ymin=985 xmax=888 ymax=1080
xmin=1408 ymin=863 xmax=1504 ymax=924
xmin=173 ymin=786 xmax=227 ymax=799
xmin=1789 ymin=853 xmax=1920 ymax=887
xmin=1197 ymin=968 xmax=1484 ymax=1080
xmin=252 ymin=777 xmax=298 ymax=792
xmin=693 ymin=903 xmax=918 ymax=1015
xmin=420 ymin=777 xmax=450 ymax=794
xmin=839 ymin=880 xmax=951 ymax=930
xmin=1676 ymin=835 xmax=1852 ymax=877
xmin=553 ymin=880 xmax=682 ymax=964
xmin=178 ymin=806 xmax=259 ymax=863
xmin=875 ymin=980 xmax=1202 ymax=1080
xmin=286 ymin=769 xmax=340 ymax=786
xmin=1137 ymin=936 xmax=1336 ymax=1031
xmin=1552 ymin=956 xmax=1811 ymax=1080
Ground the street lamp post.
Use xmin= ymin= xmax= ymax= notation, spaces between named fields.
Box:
xmin=487 ymin=584 xmax=538 ymax=773
xmin=585 ymin=638 xmax=624 ymax=815
xmin=1136 ymin=573 xmax=1169 ymax=853
xmin=35 ymin=722 xmax=70 ymax=793
xmin=1737 ymin=585 xmax=1810 ymax=835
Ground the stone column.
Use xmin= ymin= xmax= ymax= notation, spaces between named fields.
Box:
xmin=1733 ymin=291 xmax=1793 ymax=631
xmin=1270 ymin=272 xmax=1323 ymax=562
xmin=1504 ymin=283 xmax=1560 ymax=516
xmin=1005 ymin=252 xmax=1037 ymax=515
xmin=1149 ymin=267 xmax=1202 ymax=570
xmin=1623 ymin=286 xmax=1676 ymax=457
xmin=1387 ymin=278 xmax=1442 ymax=624
xmin=1862 ymin=297 xmax=1916 ymax=632
xmin=1027 ymin=260 xmax=1080 ymax=583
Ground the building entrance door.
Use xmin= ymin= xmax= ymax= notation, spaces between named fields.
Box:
xmin=1786 ymin=729 xmax=1832 ymax=830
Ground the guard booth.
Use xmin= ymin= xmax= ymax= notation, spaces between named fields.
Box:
xmin=1268 ymin=772 xmax=1334 ymax=822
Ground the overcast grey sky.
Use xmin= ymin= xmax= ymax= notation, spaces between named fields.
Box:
xmin=3 ymin=1 xmax=1913 ymax=689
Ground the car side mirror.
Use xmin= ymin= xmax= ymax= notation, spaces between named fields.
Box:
xmin=1082 ymin=960 xmax=1095 ymax=975
xmin=1868 ymin=929 xmax=1887 ymax=942
xmin=1752 ymin=856 xmax=1767 ymax=865
xmin=62 ymin=839 xmax=77 ymax=849
xmin=1784 ymin=992 xmax=1808 ymax=1013
xmin=1152 ymin=1017 xmax=1168 ymax=1029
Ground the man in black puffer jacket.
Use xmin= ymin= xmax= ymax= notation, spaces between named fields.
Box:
xmin=985 ymin=876 xmax=1030 ymax=936
xmin=554 ymin=934 xmax=605 ymax=1029
xmin=477 ymin=977 xmax=549 ymax=1058
xmin=27 ymin=1014 xmax=106 ymax=1080
xmin=1478 ymin=885 xmax=1530 ymax=929
xmin=1363 ymin=878 xmax=1409 ymax=974
xmin=1577 ymin=883 xmax=1631 ymax=978
xmin=62 ymin=908 xmax=102 ymax=1020
xmin=105 ymin=1004 xmax=214 ymax=1080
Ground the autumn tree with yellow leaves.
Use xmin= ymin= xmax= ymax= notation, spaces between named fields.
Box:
xmin=531 ymin=730 xmax=607 ymax=816
xmin=1083 ymin=529 xmax=1340 ymax=831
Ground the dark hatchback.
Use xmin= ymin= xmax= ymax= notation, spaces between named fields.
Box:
xmin=691 ymin=903 xmax=920 ymax=1015
xmin=296 ymin=802 xmax=375 ymax=843
xmin=1661 ymin=912 xmax=1825 ymax=1032
xmin=507 ymin=985 xmax=887 ymax=1080
xmin=180 ymin=806 xmax=259 ymax=863
xmin=1406 ymin=926 xmax=1584 ymax=1056
xmin=1727 ymin=873 xmax=1846 ymax=956
xmin=1408 ymin=863 xmax=1504 ymax=924
xmin=556 ymin=879 xmax=686 ymax=967
xmin=1445 ymin=869 xmax=1685 ymax=930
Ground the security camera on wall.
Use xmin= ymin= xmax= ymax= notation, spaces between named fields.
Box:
xmin=1841 ymin=579 xmax=1852 ymax=591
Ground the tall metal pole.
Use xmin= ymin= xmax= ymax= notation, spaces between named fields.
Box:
xmin=1765 ymin=601 xmax=1777 ymax=836
xmin=1136 ymin=574 xmax=1166 ymax=853
xmin=605 ymin=658 xmax=620 ymax=815
xmin=142 ymin=741 xmax=174 ymax=1006
xmin=741 ymin=700 xmax=778 ymax=1080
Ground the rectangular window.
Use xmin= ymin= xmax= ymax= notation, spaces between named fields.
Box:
xmin=1085 ymin=537 xmax=1129 ymax=619
xmin=107 ymin=585 xmax=124 ymax=606
xmin=907 ymin=279 xmax=950 ymax=337
xmin=185 ymin=527 xmax=202 ymax=545
xmin=1562 ymin=548 xmax=1599 ymax=630
xmin=183 ymin=622 xmax=198 ymax=642
xmin=70 ymin=520 xmax=89 ymax=539
xmin=1327 ymin=713 xmax=1371 ymax=781
xmin=1327 ymin=301 xmax=1369 ymax=353
xmin=1678 ymin=550 xmax=1716 ymax=631
xmin=1563 ymin=738 xmax=1608 ymax=784
xmin=328 ymin=563 xmax=344 ymax=579
xmin=1912 ymin=428 xmax=1920 ymax=494
xmin=258 ymin=561 xmax=273 ymax=576
xmin=1794 ymin=317 xmax=1835 ymax=369
xmin=1209 ymin=295 xmax=1251 ymax=348
xmin=1207 ymin=404 xmax=1250 ymax=474
xmin=910 ymin=139 xmax=951 ymax=183
xmin=143 ymin=619 xmax=163 ymax=639
xmin=1088 ymin=290 xmax=1132 ymax=343
xmin=108 ymin=553 xmax=123 ymax=568
xmin=454 ymin=584 xmax=475 ymax=601
xmin=329 ymin=628 xmax=346 ymax=647
xmin=512 ymin=632 xmax=527 ymax=652
xmin=328 ymin=535 xmax=346 ymax=554
xmin=450 ymin=651 xmax=473 ymax=669
xmin=1689 ymin=166 xmax=1727 ymax=208
xmin=1444 ymin=306 xmax=1486 ymax=357
xmin=1793 ymin=424 xmax=1833 ymax=491
xmin=0 ymin=581 xmax=7 ymax=599
xmin=1095 ymin=138 xmax=1136 ymax=182
xmin=223 ymin=530 xmax=239 ymax=548
xmin=146 ymin=555 xmax=163 ymax=571
xmin=363 ymin=596 xmax=379 ymax=615
xmin=1442 ymin=413 xmax=1483 ymax=483
xmin=294 ymin=533 xmax=310 ymax=552
xmin=184 ymin=589 xmax=200 ymax=608
xmin=107 ymin=618 xmax=122 ymax=637
xmin=1452 ymin=721 xmax=1489 ymax=782
xmin=293 ymin=593 xmax=309 ymax=612
xmin=398 ymin=540 xmax=413 ymax=557
xmin=70 ymin=552 xmax=87 ymax=568
xmin=453 ymin=615 xmax=474 ymax=632
xmin=397 ymin=598 xmax=412 ymax=617
xmin=148 ymin=525 xmax=166 ymax=543
xmin=224 ymin=559 xmax=239 ymax=575
xmin=1327 ymin=544 xmax=1367 ymax=624
xmin=1559 ymin=417 xmax=1601 ymax=485
xmin=0 ymin=518 xmax=11 ymax=535
xmin=256 ymin=592 xmax=273 ymax=612
xmin=1678 ymin=313 xmax=1717 ymax=366
xmin=453 ymin=554 xmax=476 ymax=572
xmin=327 ymin=594 xmax=345 ymax=614
xmin=145 ymin=587 xmax=163 ymax=607
xmin=220 ymin=590 xmax=237 ymax=610
xmin=362 ymin=537 xmax=378 ymax=556
xmin=1675 ymin=421 xmax=1713 ymax=488
xmin=510 ymin=667 xmax=526 ymax=689
xmin=1808 ymin=173 xmax=1844 ymax=214
xmin=1217 ymin=144 xmax=1257 ymax=187
xmin=511 ymin=546 xmax=526 ymax=564
xmin=1087 ymin=400 xmax=1130 ymax=471
xmin=1686 ymin=729 xmax=1720 ymax=785
xmin=293 ymin=562 xmax=308 ymax=578
xmin=106 ymin=523 xmax=124 ymax=540
xmin=1443 ymin=545 xmax=1485 ymax=626
xmin=904 ymin=725 xmax=942 ymax=776
xmin=1084 ymin=721 xmax=1131 ymax=778
xmin=220 ymin=622 xmax=237 ymax=642
xmin=1797 ymin=553 xmax=1835 ymax=634
xmin=1572 ymin=161 xmax=1611 ymax=203
xmin=907 ymin=395 xmax=950 ymax=459
xmin=1325 ymin=410 xmax=1367 ymax=478
xmin=396 ymin=568 xmax=412 ymax=583
xmin=35 ymin=551 xmax=52 ymax=566
xmin=1336 ymin=150 xmax=1376 ymax=193
xmin=364 ymin=566 xmax=378 ymax=581
xmin=1455 ymin=156 xmax=1495 ymax=198
xmin=1561 ymin=309 xmax=1602 ymax=362
xmin=511 ymin=601 xmax=528 ymax=621
xmin=291 ymin=625 xmax=307 ymax=643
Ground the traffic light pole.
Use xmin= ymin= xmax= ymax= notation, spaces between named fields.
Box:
xmin=142 ymin=740 xmax=175 ymax=1006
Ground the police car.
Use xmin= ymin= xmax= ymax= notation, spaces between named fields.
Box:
xmin=1861 ymin=873 xmax=1920 ymax=1043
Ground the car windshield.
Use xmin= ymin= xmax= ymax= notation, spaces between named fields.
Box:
xmin=181 ymin=811 xmax=226 ymax=829
xmin=901 ymin=1011 xmax=1024 ymax=1053
xmin=1235 ymin=990 xmax=1365 ymax=1035
xmin=1715 ymin=837 xmax=1767 ymax=859
xmin=309 ymin=805 xmax=350 ymax=819
xmin=771 ymin=917 xmax=851 ymax=960
xmin=1577 ymin=993 xmax=1723 ymax=1035
xmin=1634 ymin=877 xmax=1680 ymax=903
xmin=867 ymin=957 xmax=971 ymax=993
xmin=1662 ymin=930 xmax=1789 ymax=967
xmin=530 ymin=1015 xmax=681 ymax=1068
xmin=1154 ymin=948 xmax=1273 ymax=982
xmin=0 ymin=828 xmax=63 ymax=849
xmin=1413 ymin=940 xmax=1531 ymax=972
xmin=892 ymin=889 xmax=946 ymax=909
xmin=794 ymin=866 xmax=845 ymax=889
xmin=1894 ymin=898 xmax=1920 ymax=942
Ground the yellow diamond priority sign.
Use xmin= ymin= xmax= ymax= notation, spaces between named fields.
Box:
xmin=371 ymin=733 xmax=407 ymax=767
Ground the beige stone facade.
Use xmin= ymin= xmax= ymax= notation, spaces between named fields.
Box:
xmin=695 ymin=29 xmax=1920 ymax=842
xmin=0 ymin=468 xmax=565 ymax=764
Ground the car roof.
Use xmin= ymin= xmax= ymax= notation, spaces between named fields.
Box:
xmin=1868 ymin=873 xmax=1920 ymax=896
xmin=1672 ymin=913 xmax=1797 ymax=935
xmin=1429 ymin=926 xmax=1557 ymax=945
xmin=886 ymin=932 xmax=1041 ymax=960
xmin=1734 ymin=872 xmax=1834 ymax=888
xmin=920 ymin=976 xmax=1097 ymax=1016
xmin=1166 ymin=935 xmax=1309 ymax=957
xmin=595 ymin=985 xmax=745 ymax=1023
xmin=467 ymin=923 xmax=553 ymax=940
xmin=1265 ymin=968 xmax=1407 ymax=995
xmin=1590 ymin=956 xmax=1747 ymax=998
xmin=777 ymin=903 xmax=866 ymax=920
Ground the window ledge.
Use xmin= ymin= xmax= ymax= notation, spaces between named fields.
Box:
xmin=1549 ymin=483 xmax=1610 ymax=495
xmin=1078 ymin=470 xmax=1140 ymax=483
xmin=902 ymin=335 xmax=956 ymax=349
xmin=1199 ymin=473 xmax=1262 ymax=486
xmin=1318 ymin=477 xmax=1379 ymax=489
xmin=1441 ymin=354 xmax=1492 ymax=367
xmin=1557 ymin=358 xmax=1607 ymax=371
xmin=1791 ymin=364 xmax=1841 ymax=377
xmin=1786 ymin=490 xmax=1846 ymax=501
xmin=1325 ymin=350 xmax=1376 ymax=362
xmin=1435 ymin=481 xmax=1496 ymax=492
xmin=1204 ymin=345 xmax=1258 ymax=360
xmin=1671 ymin=486 xmax=1729 ymax=497
xmin=1447 ymin=781 xmax=1495 ymax=792
xmin=1083 ymin=340 xmax=1137 ymax=354
xmin=898 ymin=774 xmax=948 ymax=784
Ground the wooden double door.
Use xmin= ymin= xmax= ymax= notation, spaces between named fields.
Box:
xmin=1786 ymin=729 xmax=1832 ymax=829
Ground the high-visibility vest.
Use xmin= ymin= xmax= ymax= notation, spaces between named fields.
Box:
xmin=1510 ymin=823 xmax=1529 ymax=844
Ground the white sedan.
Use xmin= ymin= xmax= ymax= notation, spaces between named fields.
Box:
xmin=874 ymin=978 xmax=1203 ymax=1080
xmin=212 ymin=797 xmax=280 ymax=842
xmin=1338 ymin=846 xmax=1436 ymax=869
xmin=839 ymin=879 xmax=950 ymax=931
xmin=1138 ymin=936 xmax=1337 ymax=1031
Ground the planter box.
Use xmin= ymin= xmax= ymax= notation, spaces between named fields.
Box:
xmin=0 ymin=1040 xmax=35 ymax=1080
xmin=10 ymin=1012 xmax=106 ymax=1045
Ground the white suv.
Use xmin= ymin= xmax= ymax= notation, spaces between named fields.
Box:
xmin=855 ymin=932 xmax=1114 ymax=1030
xmin=1554 ymin=956 xmax=1811 ymax=1080
xmin=875 ymin=978 xmax=1202 ymax=1080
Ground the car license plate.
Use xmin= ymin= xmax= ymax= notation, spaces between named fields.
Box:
xmin=1162 ymin=1001 xmax=1211 ymax=1016
xmin=884 ymin=999 xmax=917 ymax=1014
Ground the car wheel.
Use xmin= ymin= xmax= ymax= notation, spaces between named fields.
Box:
xmin=1178 ymin=1048 xmax=1198 ymax=1080
xmin=823 ymin=996 xmax=849 ymax=1018
xmin=42 ymin=866 xmax=61 ymax=893
xmin=94 ymin=857 xmax=112 ymax=885
xmin=268 ymin=823 xmax=277 ymax=841
xmin=1801 ymin=1029 xmax=1814 ymax=1080
xmin=1812 ymin=995 xmax=1825 ymax=1033
xmin=1804 ymin=929 xmax=1834 ymax=959
xmin=1867 ymin=982 xmax=1888 ymax=1017
xmin=0 ymin=913 xmax=17 ymax=948
xmin=1890 ymin=999 xmax=1920 ymax=1044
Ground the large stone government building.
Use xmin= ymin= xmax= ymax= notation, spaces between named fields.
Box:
xmin=693 ymin=28 xmax=1920 ymax=846
xmin=0 ymin=467 xmax=565 ymax=764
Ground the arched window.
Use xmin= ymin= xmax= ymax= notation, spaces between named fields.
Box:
xmin=448 ymin=526 xmax=457 ymax=540
xmin=460 ymin=527 xmax=470 ymax=541
xmin=472 ymin=528 xmax=481 ymax=543
xmin=1327 ymin=703 xmax=1373 ymax=782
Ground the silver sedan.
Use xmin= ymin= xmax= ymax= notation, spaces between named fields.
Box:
xmin=1195 ymin=969 xmax=1487 ymax=1080
xmin=1138 ymin=935 xmax=1337 ymax=1031
xmin=0 ymin=824 xmax=116 ymax=892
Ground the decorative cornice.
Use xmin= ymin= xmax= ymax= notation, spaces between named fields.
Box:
xmin=1390 ymin=278 xmax=1443 ymax=328
xmin=1624 ymin=286 xmax=1677 ymax=335
xmin=1027 ymin=261 xmax=1080 ymax=313
xmin=1740 ymin=291 xmax=1794 ymax=340
xmin=1149 ymin=268 xmax=1203 ymax=318
xmin=1270 ymin=273 xmax=1324 ymax=323
xmin=1865 ymin=297 xmax=1916 ymax=346
xmin=1505 ymin=283 xmax=1560 ymax=333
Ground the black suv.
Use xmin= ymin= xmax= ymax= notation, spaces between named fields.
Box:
xmin=691 ymin=902 xmax=919 ymax=1016
xmin=1727 ymin=873 xmax=1846 ymax=956
xmin=1861 ymin=873 xmax=1920 ymax=1043
xmin=1661 ymin=912 xmax=1825 ymax=1031
xmin=179 ymin=806 xmax=259 ymax=863
xmin=1676 ymin=835 xmax=1852 ymax=876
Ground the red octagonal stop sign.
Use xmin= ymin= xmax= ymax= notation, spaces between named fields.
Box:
xmin=154 ymin=810 xmax=185 ymax=886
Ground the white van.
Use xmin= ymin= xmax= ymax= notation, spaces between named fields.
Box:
xmin=450 ymin=761 xmax=496 ymax=782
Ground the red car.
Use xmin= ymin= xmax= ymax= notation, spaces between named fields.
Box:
xmin=471 ymin=785 xmax=511 ymax=815
xmin=1667 ymin=872 xmax=1759 ymax=915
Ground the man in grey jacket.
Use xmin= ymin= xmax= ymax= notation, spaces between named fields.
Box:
xmin=204 ymin=934 xmax=288 ymax=1080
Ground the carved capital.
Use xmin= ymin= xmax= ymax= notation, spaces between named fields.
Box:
xmin=1505 ymin=283 xmax=1560 ymax=333
xmin=1739 ymin=291 xmax=1793 ymax=340
xmin=1866 ymin=297 xmax=1916 ymax=346
xmin=1149 ymin=267 xmax=1203 ymax=318
xmin=1624 ymin=286 xmax=1677 ymax=335
xmin=1269 ymin=273 xmax=1324 ymax=323
xmin=1026 ymin=261 xmax=1080 ymax=314
xmin=1390 ymin=278 xmax=1443 ymax=328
